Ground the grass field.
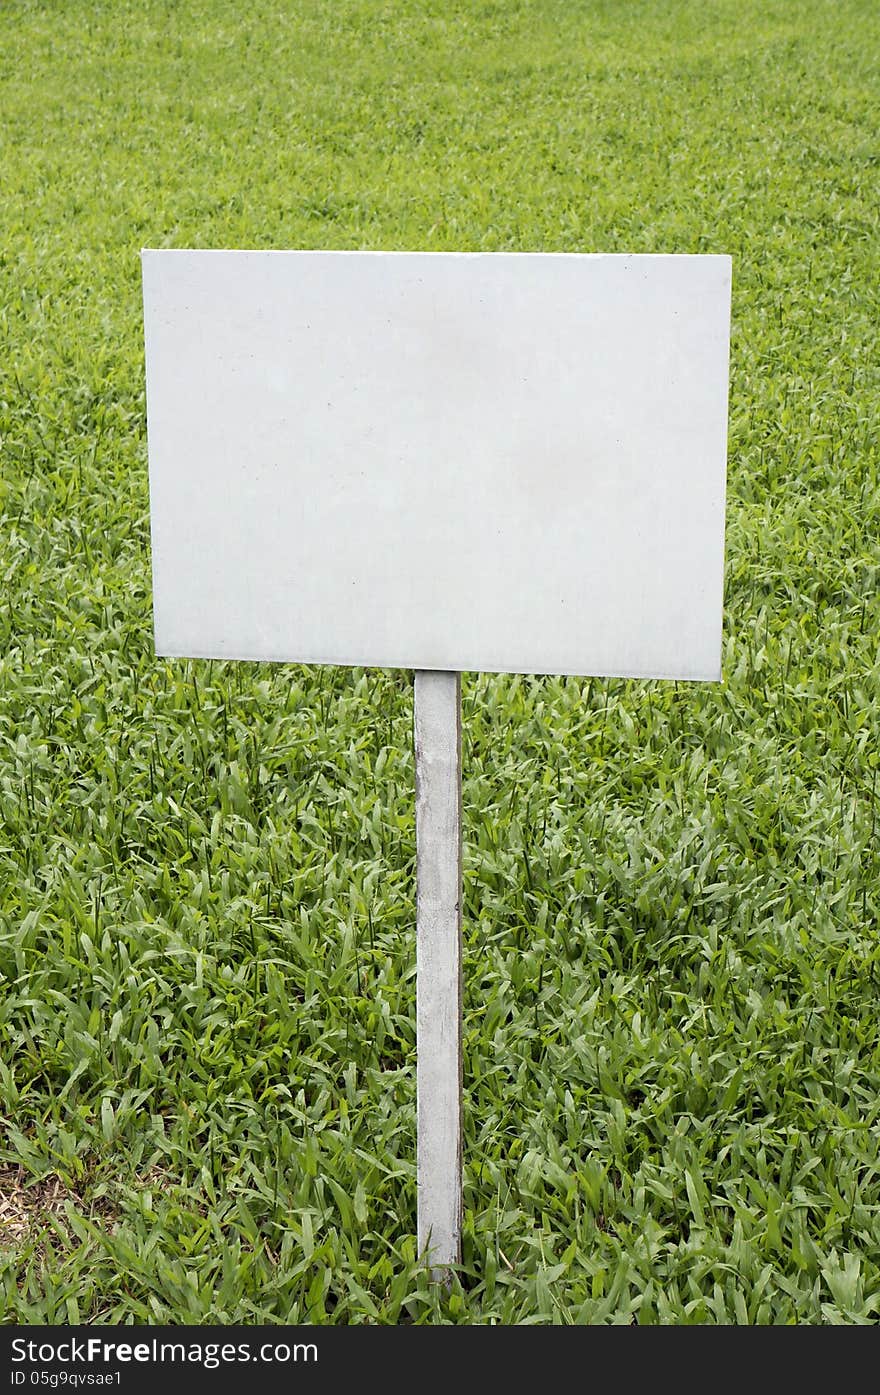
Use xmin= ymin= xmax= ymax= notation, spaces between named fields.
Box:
xmin=1 ymin=0 xmax=879 ymax=1324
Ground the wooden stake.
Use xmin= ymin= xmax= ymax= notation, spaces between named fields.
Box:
xmin=414 ymin=669 xmax=462 ymax=1281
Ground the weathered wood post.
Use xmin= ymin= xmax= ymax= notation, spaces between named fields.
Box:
xmin=414 ymin=669 xmax=462 ymax=1279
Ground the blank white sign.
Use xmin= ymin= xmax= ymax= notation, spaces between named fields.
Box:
xmin=142 ymin=250 xmax=730 ymax=679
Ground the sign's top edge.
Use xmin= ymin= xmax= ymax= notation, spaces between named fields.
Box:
xmin=140 ymin=248 xmax=732 ymax=262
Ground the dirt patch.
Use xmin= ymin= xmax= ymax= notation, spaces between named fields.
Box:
xmin=0 ymin=1168 xmax=80 ymax=1248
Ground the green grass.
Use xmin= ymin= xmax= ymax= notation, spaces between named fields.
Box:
xmin=1 ymin=0 xmax=879 ymax=1324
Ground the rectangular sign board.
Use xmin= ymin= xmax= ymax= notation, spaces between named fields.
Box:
xmin=143 ymin=250 xmax=730 ymax=679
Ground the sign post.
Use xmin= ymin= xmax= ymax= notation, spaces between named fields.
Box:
xmin=142 ymin=248 xmax=732 ymax=1281
xmin=414 ymin=669 xmax=463 ymax=1279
